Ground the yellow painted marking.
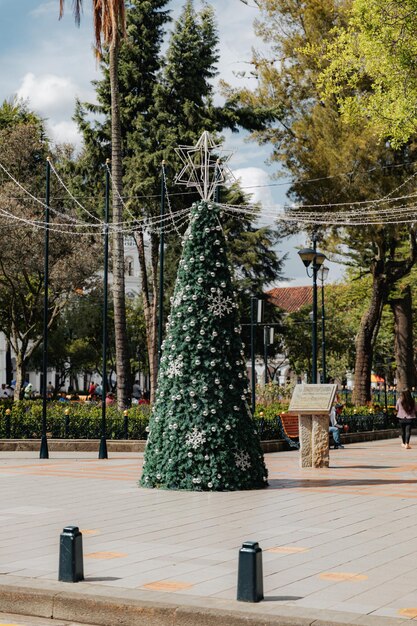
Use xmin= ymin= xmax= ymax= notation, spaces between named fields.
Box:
xmin=80 ymin=529 xmax=100 ymax=535
xmin=267 ymin=546 xmax=310 ymax=554
xmin=399 ymin=608 xmax=417 ymax=618
xmin=85 ymin=551 xmax=127 ymax=559
xmin=319 ymin=572 xmax=368 ymax=582
xmin=142 ymin=580 xmax=194 ymax=591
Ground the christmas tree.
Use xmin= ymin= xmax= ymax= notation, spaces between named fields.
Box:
xmin=140 ymin=197 xmax=268 ymax=491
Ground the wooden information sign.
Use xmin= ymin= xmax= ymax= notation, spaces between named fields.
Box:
xmin=288 ymin=384 xmax=338 ymax=415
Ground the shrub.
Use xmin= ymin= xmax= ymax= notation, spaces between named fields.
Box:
xmin=0 ymin=401 xmax=150 ymax=439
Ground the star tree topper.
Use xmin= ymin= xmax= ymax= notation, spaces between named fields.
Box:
xmin=174 ymin=131 xmax=233 ymax=201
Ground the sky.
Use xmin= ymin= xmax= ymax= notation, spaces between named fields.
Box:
xmin=0 ymin=0 xmax=344 ymax=286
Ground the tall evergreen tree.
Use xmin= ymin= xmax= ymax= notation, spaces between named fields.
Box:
xmin=140 ymin=199 xmax=268 ymax=491
xmin=75 ymin=0 xmax=284 ymax=403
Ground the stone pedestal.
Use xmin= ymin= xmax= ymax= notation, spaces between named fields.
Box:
xmin=299 ymin=414 xmax=329 ymax=468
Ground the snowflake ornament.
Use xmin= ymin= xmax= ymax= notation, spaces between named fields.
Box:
xmin=166 ymin=358 xmax=184 ymax=379
xmin=207 ymin=288 xmax=234 ymax=318
xmin=172 ymin=288 xmax=185 ymax=308
xmin=186 ymin=427 xmax=207 ymax=450
xmin=234 ymin=451 xmax=251 ymax=471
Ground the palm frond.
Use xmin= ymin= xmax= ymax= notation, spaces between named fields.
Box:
xmin=59 ymin=0 xmax=83 ymax=26
xmin=93 ymin=0 xmax=126 ymax=57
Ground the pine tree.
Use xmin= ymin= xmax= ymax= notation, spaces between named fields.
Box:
xmin=140 ymin=200 xmax=268 ymax=491
xmin=73 ymin=0 xmax=284 ymax=402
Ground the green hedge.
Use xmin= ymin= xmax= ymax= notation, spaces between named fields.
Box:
xmin=0 ymin=401 xmax=150 ymax=440
xmin=0 ymin=400 xmax=399 ymax=441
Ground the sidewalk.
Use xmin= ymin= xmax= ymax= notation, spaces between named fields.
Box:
xmin=1 ymin=439 xmax=417 ymax=625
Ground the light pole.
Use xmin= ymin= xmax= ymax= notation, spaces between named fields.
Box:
xmin=158 ymin=161 xmax=166 ymax=364
xmin=298 ymin=237 xmax=326 ymax=384
xmin=40 ymin=157 xmax=51 ymax=460
xmin=263 ymin=326 xmax=274 ymax=385
xmin=250 ymin=297 xmax=264 ymax=414
xmin=318 ymin=265 xmax=329 ymax=383
xmin=99 ymin=160 xmax=110 ymax=460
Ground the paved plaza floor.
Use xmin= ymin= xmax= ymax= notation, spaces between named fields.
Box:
xmin=2 ymin=439 xmax=417 ymax=624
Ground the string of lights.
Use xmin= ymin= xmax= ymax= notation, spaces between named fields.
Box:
xmin=1 ymin=156 xmax=415 ymax=201
xmin=1 ymin=156 xmax=417 ymax=233
xmin=49 ymin=159 xmax=102 ymax=223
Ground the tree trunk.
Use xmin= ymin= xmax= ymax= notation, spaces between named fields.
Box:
xmin=6 ymin=341 xmax=13 ymax=385
xmin=14 ymin=354 xmax=25 ymax=402
xmin=390 ymin=285 xmax=416 ymax=391
xmin=110 ymin=39 xmax=130 ymax=409
xmin=352 ymin=272 xmax=386 ymax=405
xmin=134 ymin=230 xmax=159 ymax=404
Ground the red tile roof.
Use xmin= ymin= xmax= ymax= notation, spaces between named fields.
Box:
xmin=266 ymin=286 xmax=313 ymax=313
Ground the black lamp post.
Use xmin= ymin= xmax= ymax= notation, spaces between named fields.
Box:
xmin=318 ymin=265 xmax=329 ymax=383
xmin=250 ymin=296 xmax=264 ymax=414
xmin=99 ymin=160 xmax=110 ymax=460
xmin=40 ymin=157 xmax=51 ymax=459
xmin=158 ymin=161 xmax=166 ymax=364
xmin=263 ymin=326 xmax=274 ymax=385
xmin=298 ymin=237 xmax=326 ymax=384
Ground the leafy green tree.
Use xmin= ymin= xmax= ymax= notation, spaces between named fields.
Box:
xmin=0 ymin=97 xmax=42 ymax=131
xmin=30 ymin=288 xmax=148 ymax=395
xmin=319 ymin=0 xmax=417 ymax=148
xmin=0 ymin=101 xmax=100 ymax=400
xmin=226 ymin=0 xmax=417 ymax=403
xmin=29 ymin=286 xmax=111 ymax=392
xmin=140 ymin=200 xmax=268 ymax=491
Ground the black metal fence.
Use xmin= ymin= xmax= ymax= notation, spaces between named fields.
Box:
xmin=0 ymin=408 xmax=398 ymax=442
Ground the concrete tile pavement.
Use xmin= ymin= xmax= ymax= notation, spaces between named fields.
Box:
xmin=1 ymin=440 xmax=417 ymax=624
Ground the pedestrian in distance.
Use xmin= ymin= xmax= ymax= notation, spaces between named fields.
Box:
xmin=329 ymin=402 xmax=345 ymax=449
xmin=5 ymin=384 xmax=14 ymax=399
xmin=132 ymin=380 xmax=141 ymax=400
xmin=23 ymin=382 xmax=33 ymax=400
xmin=88 ymin=381 xmax=97 ymax=400
xmin=396 ymin=389 xmax=416 ymax=449
xmin=105 ymin=392 xmax=115 ymax=406
xmin=139 ymin=391 xmax=150 ymax=405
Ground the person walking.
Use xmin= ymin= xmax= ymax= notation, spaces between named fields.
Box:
xmin=396 ymin=389 xmax=416 ymax=449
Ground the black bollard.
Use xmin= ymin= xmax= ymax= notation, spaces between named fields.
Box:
xmin=5 ymin=409 xmax=11 ymax=438
xmin=58 ymin=526 xmax=84 ymax=582
xmin=123 ymin=409 xmax=129 ymax=440
xmin=64 ymin=408 xmax=70 ymax=438
xmin=237 ymin=540 xmax=263 ymax=602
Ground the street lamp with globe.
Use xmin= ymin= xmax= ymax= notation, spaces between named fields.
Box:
xmin=318 ymin=265 xmax=330 ymax=383
xmin=298 ymin=237 xmax=327 ymax=384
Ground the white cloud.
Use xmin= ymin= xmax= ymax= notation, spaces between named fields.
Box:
xmin=233 ymin=166 xmax=274 ymax=206
xmin=16 ymin=73 xmax=78 ymax=116
xmin=47 ymin=120 xmax=81 ymax=147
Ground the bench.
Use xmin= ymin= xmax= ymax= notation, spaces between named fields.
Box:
xmin=277 ymin=412 xmax=344 ymax=450
xmin=277 ymin=413 xmax=300 ymax=449
xmin=66 ymin=394 xmax=89 ymax=403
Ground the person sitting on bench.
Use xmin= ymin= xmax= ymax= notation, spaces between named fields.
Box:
xmin=329 ymin=402 xmax=344 ymax=449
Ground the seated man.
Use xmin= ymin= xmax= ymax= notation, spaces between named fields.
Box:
xmin=329 ymin=403 xmax=344 ymax=449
